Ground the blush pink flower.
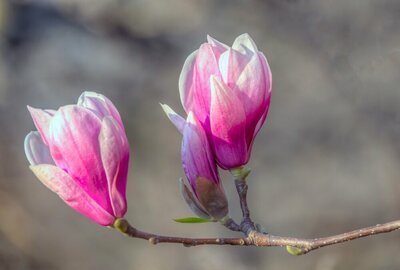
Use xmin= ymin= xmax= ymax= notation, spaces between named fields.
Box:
xmin=161 ymin=105 xmax=228 ymax=220
xmin=179 ymin=33 xmax=272 ymax=169
xmin=24 ymin=92 xmax=130 ymax=226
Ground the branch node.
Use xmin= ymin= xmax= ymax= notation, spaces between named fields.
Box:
xmin=211 ymin=238 xmax=227 ymax=245
xmin=149 ymin=237 xmax=159 ymax=245
xmin=220 ymin=216 xmax=241 ymax=232
xmin=286 ymin=246 xmax=309 ymax=256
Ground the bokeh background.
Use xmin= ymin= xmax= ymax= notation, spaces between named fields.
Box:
xmin=0 ymin=0 xmax=400 ymax=269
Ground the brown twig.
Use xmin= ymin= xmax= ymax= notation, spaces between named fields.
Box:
xmin=114 ymin=166 xmax=400 ymax=254
xmin=115 ymin=218 xmax=400 ymax=253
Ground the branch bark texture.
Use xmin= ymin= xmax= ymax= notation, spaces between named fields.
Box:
xmin=114 ymin=167 xmax=400 ymax=255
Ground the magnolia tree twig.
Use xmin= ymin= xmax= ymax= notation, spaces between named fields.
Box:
xmin=228 ymin=169 xmax=400 ymax=254
xmin=113 ymin=167 xmax=400 ymax=255
xmin=114 ymin=218 xmax=400 ymax=254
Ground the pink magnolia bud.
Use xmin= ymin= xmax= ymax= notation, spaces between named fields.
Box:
xmin=24 ymin=92 xmax=130 ymax=226
xmin=161 ymin=105 xmax=228 ymax=220
xmin=179 ymin=33 xmax=272 ymax=169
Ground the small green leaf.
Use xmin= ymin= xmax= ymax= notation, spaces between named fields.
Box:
xmin=174 ymin=217 xmax=211 ymax=223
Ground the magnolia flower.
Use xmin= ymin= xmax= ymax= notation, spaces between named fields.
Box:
xmin=162 ymin=105 xmax=228 ymax=220
xmin=179 ymin=33 xmax=272 ymax=169
xmin=24 ymin=92 xmax=130 ymax=226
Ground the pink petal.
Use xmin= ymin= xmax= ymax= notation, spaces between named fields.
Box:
xmin=27 ymin=106 xmax=54 ymax=145
xmin=207 ymin=35 xmax=229 ymax=50
xmin=179 ymin=50 xmax=198 ymax=114
xmin=230 ymin=34 xmax=265 ymax=123
xmin=99 ymin=117 xmax=129 ymax=218
xmin=30 ymin=164 xmax=115 ymax=226
xmin=207 ymin=35 xmax=229 ymax=58
xmin=258 ymin=52 xmax=273 ymax=99
xmin=45 ymin=109 xmax=56 ymax=116
xmin=77 ymin=91 xmax=124 ymax=128
xmin=209 ymin=76 xmax=247 ymax=169
xmin=47 ymin=105 xmax=113 ymax=215
xmin=180 ymin=44 xmax=222 ymax=125
xmin=181 ymin=112 xmax=220 ymax=191
xmin=218 ymin=48 xmax=250 ymax=90
xmin=24 ymin=131 xmax=55 ymax=165
xmin=235 ymin=53 xmax=267 ymax=112
xmin=245 ymin=97 xmax=271 ymax=162
xmin=160 ymin=103 xmax=186 ymax=134
xmin=232 ymin=33 xmax=259 ymax=55
xmin=244 ymin=52 xmax=272 ymax=147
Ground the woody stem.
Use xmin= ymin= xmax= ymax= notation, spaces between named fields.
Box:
xmin=114 ymin=218 xmax=400 ymax=254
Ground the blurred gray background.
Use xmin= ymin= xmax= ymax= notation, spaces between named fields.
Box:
xmin=0 ymin=0 xmax=399 ymax=269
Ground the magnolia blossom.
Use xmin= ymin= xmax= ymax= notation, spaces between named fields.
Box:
xmin=162 ymin=105 xmax=228 ymax=220
xmin=179 ymin=33 xmax=272 ymax=169
xmin=24 ymin=92 xmax=129 ymax=226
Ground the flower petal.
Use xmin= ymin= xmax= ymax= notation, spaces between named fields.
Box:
xmin=258 ymin=52 xmax=273 ymax=97
xmin=180 ymin=44 xmax=222 ymax=125
xmin=77 ymin=91 xmax=124 ymax=128
xmin=99 ymin=116 xmax=129 ymax=218
xmin=160 ymin=103 xmax=186 ymax=134
xmin=181 ymin=112 xmax=219 ymax=189
xmin=27 ymin=106 xmax=54 ymax=145
xmin=48 ymin=105 xmax=113 ymax=215
xmin=24 ymin=131 xmax=55 ymax=165
xmin=206 ymin=35 xmax=229 ymax=59
xmin=179 ymin=50 xmax=198 ymax=114
xmin=232 ymin=33 xmax=259 ymax=55
xmin=207 ymin=35 xmax=229 ymax=51
xmin=195 ymin=176 xmax=228 ymax=220
xmin=218 ymin=48 xmax=250 ymax=89
xmin=243 ymin=52 xmax=272 ymax=147
xmin=30 ymin=164 xmax=115 ymax=226
xmin=179 ymin=178 xmax=210 ymax=219
xmin=209 ymin=76 xmax=247 ymax=169
xmin=245 ymin=97 xmax=271 ymax=161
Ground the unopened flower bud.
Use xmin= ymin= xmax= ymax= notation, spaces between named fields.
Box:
xmin=162 ymin=105 xmax=229 ymax=220
xmin=25 ymin=91 xmax=130 ymax=226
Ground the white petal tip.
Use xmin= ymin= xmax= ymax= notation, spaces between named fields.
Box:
xmin=160 ymin=103 xmax=175 ymax=118
xmin=209 ymin=75 xmax=225 ymax=93
xmin=27 ymin=105 xmax=38 ymax=113
xmin=186 ymin=111 xmax=196 ymax=124
xmin=78 ymin=91 xmax=102 ymax=104
xmin=206 ymin=35 xmax=229 ymax=49
xmin=206 ymin=34 xmax=217 ymax=44
xmin=160 ymin=103 xmax=170 ymax=113
xmin=81 ymin=91 xmax=99 ymax=97
xmin=233 ymin=33 xmax=258 ymax=54
xmin=161 ymin=104 xmax=186 ymax=134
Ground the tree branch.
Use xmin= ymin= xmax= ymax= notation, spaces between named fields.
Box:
xmin=114 ymin=166 xmax=400 ymax=254
xmin=114 ymin=218 xmax=400 ymax=253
